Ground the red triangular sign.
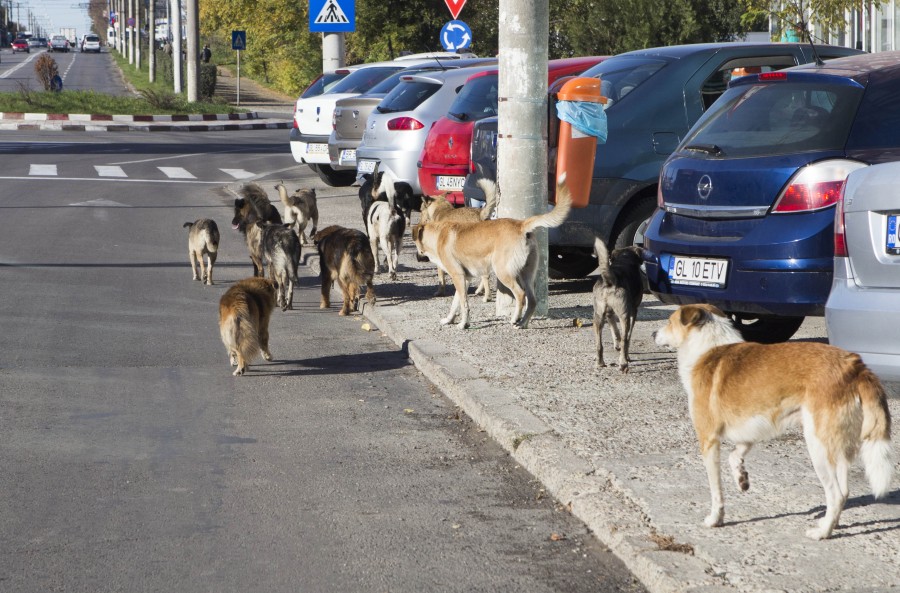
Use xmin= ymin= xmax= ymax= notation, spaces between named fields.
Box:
xmin=444 ymin=0 xmax=466 ymax=19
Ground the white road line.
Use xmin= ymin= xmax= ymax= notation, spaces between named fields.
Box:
xmin=0 ymin=52 xmax=38 ymax=79
xmin=29 ymin=164 xmax=58 ymax=176
xmin=221 ymin=168 xmax=255 ymax=179
xmin=0 ymin=176 xmax=223 ymax=185
xmin=158 ymin=167 xmax=196 ymax=179
xmin=94 ymin=165 xmax=127 ymax=177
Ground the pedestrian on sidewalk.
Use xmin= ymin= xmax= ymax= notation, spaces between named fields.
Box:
xmin=201 ymin=43 xmax=212 ymax=63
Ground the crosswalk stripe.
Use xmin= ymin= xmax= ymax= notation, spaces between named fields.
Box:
xmin=94 ymin=165 xmax=127 ymax=177
xmin=221 ymin=168 xmax=255 ymax=179
xmin=29 ymin=164 xmax=58 ymax=176
xmin=158 ymin=167 xmax=196 ymax=179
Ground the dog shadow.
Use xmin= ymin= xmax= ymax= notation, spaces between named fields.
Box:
xmin=253 ymin=349 xmax=412 ymax=377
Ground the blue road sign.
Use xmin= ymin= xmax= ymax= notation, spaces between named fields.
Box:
xmin=440 ymin=20 xmax=472 ymax=51
xmin=310 ymin=0 xmax=356 ymax=33
xmin=231 ymin=30 xmax=246 ymax=50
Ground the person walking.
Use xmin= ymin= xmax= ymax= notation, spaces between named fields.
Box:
xmin=200 ymin=43 xmax=212 ymax=63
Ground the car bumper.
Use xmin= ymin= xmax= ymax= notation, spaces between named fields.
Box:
xmin=289 ymin=129 xmax=331 ymax=165
xmin=644 ymin=208 xmax=835 ymax=318
xmin=327 ymin=135 xmax=362 ymax=171
xmin=356 ymin=146 xmax=423 ymax=194
xmin=419 ymin=163 xmax=468 ymax=205
xmin=826 ymin=257 xmax=900 ymax=381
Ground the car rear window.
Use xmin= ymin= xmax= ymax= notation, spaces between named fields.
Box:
xmin=847 ymin=73 xmax=900 ymax=150
xmin=446 ymin=75 xmax=498 ymax=122
xmin=578 ymin=57 xmax=666 ymax=107
xmin=86 ymin=36 xmax=99 ymax=42
xmin=376 ymin=80 xmax=442 ymax=113
xmin=679 ymin=82 xmax=863 ymax=158
xmin=301 ymin=72 xmax=348 ymax=98
xmin=329 ymin=66 xmax=403 ymax=94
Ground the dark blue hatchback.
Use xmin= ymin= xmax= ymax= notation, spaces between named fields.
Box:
xmin=645 ymin=52 xmax=900 ymax=342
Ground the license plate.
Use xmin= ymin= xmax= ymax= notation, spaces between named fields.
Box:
xmin=306 ymin=143 xmax=328 ymax=155
xmin=887 ymin=214 xmax=900 ymax=255
xmin=436 ymin=175 xmax=465 ymax=192
xmin=339 ymin=149 xmax=356 ymax=166
xmin=667 ymin=255 xmax=729 ymax=288
xmin=357 ymin=159 xmax=377 ymax=174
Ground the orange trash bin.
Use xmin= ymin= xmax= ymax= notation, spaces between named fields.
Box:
xmin=555 ymin=77 xmax=607 ymax=208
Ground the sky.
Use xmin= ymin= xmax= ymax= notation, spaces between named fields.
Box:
xmin=11 ymin=0 xmax=95 ymax=38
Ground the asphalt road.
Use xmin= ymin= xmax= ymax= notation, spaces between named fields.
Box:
xmin=0 ymin=47 xmax=128 ymax=94
xmin=0 ymin=129 xmax=645 ymax=592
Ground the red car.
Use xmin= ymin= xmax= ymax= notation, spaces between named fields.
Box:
xmin=12 ymin=38 xmax=29 ymax=53
xmin=417 ymin=56 xmax=607 ymax=205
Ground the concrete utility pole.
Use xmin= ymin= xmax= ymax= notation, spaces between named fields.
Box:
xmin=127 ymin=0 xmax=134 ymax=64
xmin=496 ymin=0 xmax=550 ymax=315
xmin=185 ymin=0 xmax=198 ymax=101
xmin=322 ymin=32 xmax=345 ymax=71
xmin=134 ymin=0 xmax=141 ymax=70
xmin=172 ymin=0 xmax=182 ymax=93
xmin=148 ymin=0 xmax=156 ymax=82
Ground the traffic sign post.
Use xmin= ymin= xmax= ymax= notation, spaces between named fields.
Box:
xmin=232 ymin=31 xmax=247 ymax=106
xmin=440 ymin=20 xmax=472 ymax=51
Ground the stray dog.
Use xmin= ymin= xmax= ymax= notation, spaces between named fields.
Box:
xmin=232 ymin=183 xmax=283 ymax=276
xmin=367 ymin=198 xmax=406 ymax=281
xmin=591 ymin=237 xmax=645 ymax=372
xmin=253 ymin=221 xmax=301 ymax=311
xmin=314 ymin=225 xmax=377 ymax=316
xmin=411 ymin=175 xmax=572 ymax=329
xmin=419 ymin=181 xmax=498 ymax=299
xmin=218 ymin=277 xmax=276 ymax=376
xmin=359 ymin=164 xmax=421 ymax=226
xmin=275 ymin=182 xmax=318 ymax=245
xmin=654 ymin=304 xmax=893 ymax=540
xmin=183 ymin=218 xmax=219 ymax=285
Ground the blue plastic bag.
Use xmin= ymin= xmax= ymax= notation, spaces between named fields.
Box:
xmin=556 ymin=100 xmax=608 ymax=143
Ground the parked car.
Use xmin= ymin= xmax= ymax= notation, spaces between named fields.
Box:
xmin=355 ymin=64 xmax=498 ymax=197
xmin=464 ymin=43 xmax=863 ymax=279
xmin=300 ymin=70 xmax=353 ymax=100
xmin=328 ymin=58 xmax=496 ymax=178
xmin=419 ymin=56 xmax=607 ymax=205
xmin=644 ymin=51 xmax=900 ymax=343
xmin=826 ymin=161 xmax=900 ymax=380
xmin=290 ymin=52 xmax=477 ymax=186
xmin=50 ymin=35 xmax=70 ymax=52
xmin=11 ymin=38 xmax=29 ymax=53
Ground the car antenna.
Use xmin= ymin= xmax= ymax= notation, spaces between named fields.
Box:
xmin=432 ymin=56 xmax=447 ymax=70
xmin=803 ymin=27 xmax=826 ymax=66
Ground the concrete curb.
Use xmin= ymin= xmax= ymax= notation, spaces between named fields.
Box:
xmin=362 ymin=301 xmax=732 ymax=593
xmin=0 ymin=111 xmax=291 ymax=132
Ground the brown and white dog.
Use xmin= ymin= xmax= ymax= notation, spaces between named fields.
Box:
xmin=275 ymin=182 xmax=318 ymax=245
xmin=183 ymin=218 xmax=219 ymax=285
xmin=411 ymin=175 xmax=572 ymax=329
xmin=654 ymin=304 xmax=893 ymax=540
xmin=314 ymin=225 xmax=377 ymax=316
xmin=232 ymin=183 xmax=283 ymax=277
xmin=419 ymin=180 xmax=498 ymax=299
xmin=366 ymin=198 xmax=405 ymax=281
xmin=591 ymin=237 xmax=645 ymax=372
xmin=218 ymin=277 xmax=276 ymax=376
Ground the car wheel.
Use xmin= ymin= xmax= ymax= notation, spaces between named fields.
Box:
xmin=728 ymin=314 xmax=805 ymax=344
xmin=548 ymin=247 xmax=596 ymax=279
xmin=612 ymin=195 xmax=656 ymax=251
xmin=313 ymin=164 xmax=356 ymax=187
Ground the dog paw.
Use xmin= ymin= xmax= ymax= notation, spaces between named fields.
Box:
xmin=704 ymin=512 xmax=724 ymax=528
xmin=390 ymin=272 xmax=397 ymax=281
xmin=619 ymin=362 xmax=630 ymax=373
xmin=738 ymin=470 xmax=750 ymax=492
xmin=263 ymin=350 xmax=272 ymax=361
xmin=805 ymin=526 xmax=831 ymax=541
xmin=232 ymin=367 xmax=244 ymax=377
xmin=229 ymin=353 xmax=237 ymax=366
xmin=440 ymin=317 xmax=453 ymax=326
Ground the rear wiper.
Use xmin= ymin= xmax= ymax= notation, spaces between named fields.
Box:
xmin=376 ymin=106 xmax=396 ymax=114
xmin=684 ymin=143 xmax=725 ymax=156
xmin=449 ymin=111 xmax=468 ymax=121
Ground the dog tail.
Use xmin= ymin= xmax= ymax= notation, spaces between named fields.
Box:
xmin=183 ymin=221 xmax=194 ymax=229
xmin=856 ymin=367 xmax=893 ymax=498
xmin=208 ymin=222 xmax=220 ymax=252
xmin=274 ymin=181 xmax=290 ymax=206
xmin=377 ymin=169 xmax=398 ymax=207
xmin=521 ymin=173 xmax=573 ymax=233
xmin=593 ymin=236 xmax=613 ymax=286
xmin=220 ymin=304 xmax=261 ymax=364
xmin=476 ymin=178 xmax=499 ymax=220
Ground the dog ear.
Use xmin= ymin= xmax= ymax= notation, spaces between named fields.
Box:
xmin=679 ymin=305 xmax=709 ymax=328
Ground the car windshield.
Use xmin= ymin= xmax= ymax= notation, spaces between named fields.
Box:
xmin=447 ymin=75 xmax=498 ymax=122
xmin=680 ymin=81 xmax=864 ymax=158
xmin=328 ymin=66 xmax=403 ymax=94
xmin=377 ymin=79 xmax=442 ymax=113
xmin=578 ymin=57 xmax=667 ymax=107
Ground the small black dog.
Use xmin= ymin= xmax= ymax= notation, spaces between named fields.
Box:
xmin=591 ymin=238 xmax=645 ymax=373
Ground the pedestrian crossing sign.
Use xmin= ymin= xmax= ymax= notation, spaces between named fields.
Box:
xmin=231 ymin=30 xmax=246 ymax=50
xmin=309 ymin=0 xmax=355 ymax=33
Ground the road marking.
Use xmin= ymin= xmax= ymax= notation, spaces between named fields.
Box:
xmin=0 ymin=176 xmax=223 ymax=185
xmin=29 ymin=164 xmax=58 ymax=176
xmin=158 ymin=167 xmax=196 ymax=179
xmin=221 ymin=168 xmax=255 ymax=179
xmin=95 ymin=165 xmax=127 ymax=177
xmin=0 ymin=52 xmax=38 ymax=79
xmin=70 ymin=198 xmax=129 ymax=207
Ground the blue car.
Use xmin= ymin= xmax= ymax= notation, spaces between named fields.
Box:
xmin=645 ymin=52 xmax=900 ymax=342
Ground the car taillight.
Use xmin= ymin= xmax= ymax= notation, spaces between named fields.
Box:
xmin=834 ymin=185 xmax=848 ymax=257
xmin=772 ymin=160 xmax=867 ymax=213
xmin=332 ymin=109 xmax=339 ymax=130
xmin=758 ymin=71 xmax=787 ymax=81
xmin=387 ymin=117 xmax=424 ymax=131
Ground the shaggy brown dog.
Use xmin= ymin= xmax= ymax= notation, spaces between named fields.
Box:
xmin=275 ymin=182 xmax=318 ymax=245
xmin=218 ymin=277 xmax=276 ymax=376
xmin=232 ymin=183 xmax=283 ymax=276
xmin=314 ymin=225 xmax=376 ymax=316
xmin=183 ymin=218 xmax=219 ymax=285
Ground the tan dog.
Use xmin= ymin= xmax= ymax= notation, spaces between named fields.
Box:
xmin=654 ymin=304 xmax=893 ymax=540
xmin=314 ymin=225 xmax=376 ymax=316
xmin=183 ymin=218 xmax=219 ymax=285
xmin=218 ymin=277 xmax=276 ymax=376
xmin=275 ymin=182 xmax=318 ymax=245
xmin=411 ymin=175 xmax=572 ymax=329
xmin=419 ymin=181 xmax=498 ymax=299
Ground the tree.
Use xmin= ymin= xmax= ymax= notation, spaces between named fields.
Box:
xmin=744 ymin=0 xmax=884 ymax=43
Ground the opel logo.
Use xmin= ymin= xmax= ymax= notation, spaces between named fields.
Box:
xmin=697 ymin=175 xmax=713 ymax=200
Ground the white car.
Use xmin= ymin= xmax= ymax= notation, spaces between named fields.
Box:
xmin=81 ymin=33 xmax=101 ymax=53
xmin=289 ymin=52 xmax=476 ymax=186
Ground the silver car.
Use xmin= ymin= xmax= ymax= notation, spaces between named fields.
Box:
xmin=356 ymin=65 xmax=495 ymax=195
xmin=826 ymin=161 xmax=900 ymax=381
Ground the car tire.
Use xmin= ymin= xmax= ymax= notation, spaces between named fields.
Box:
xmin=728 ymin=314 xmax=805 ymax=344
xmin=612 ymin=195 xmax=656 ymax=251
xmin=548 ymin=247 xmax=597 ymax=279
xmin=313 ymin=164 xmax=356 ymax=187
